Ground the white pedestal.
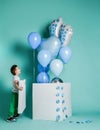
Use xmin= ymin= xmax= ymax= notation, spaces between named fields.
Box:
xmin=32 ymin=83 xmax=72 ymax=121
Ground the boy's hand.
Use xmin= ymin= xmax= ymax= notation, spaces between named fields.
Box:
xmin=19 ymin=86 xmax=23 ymax=91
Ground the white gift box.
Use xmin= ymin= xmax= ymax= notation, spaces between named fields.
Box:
xmin=32 ymin=83 xmax=72 ymax=121
xmin=18 ymin=80 xmax=26 ymax=114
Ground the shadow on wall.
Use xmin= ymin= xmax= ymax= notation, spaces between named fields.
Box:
xmin=39 ymin=22 xmax=50 ymax=38
xmin=0 ymin=23 xmax=50 ymax=120
xmin=12 ymin=41 xmax=33 ymax=119
xmin=7 ymin=41 xmax=33 ymax=119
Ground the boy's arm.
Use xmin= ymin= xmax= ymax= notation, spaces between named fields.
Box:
xmin=14 ymin=80 xmax=23 ymax=91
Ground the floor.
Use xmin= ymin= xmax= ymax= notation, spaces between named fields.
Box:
xmin=0 ymin=113 xmax=100 ymax=130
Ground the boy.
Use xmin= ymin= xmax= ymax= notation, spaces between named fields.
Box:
xmin=7 ymin=65 xmax=23 ymax=122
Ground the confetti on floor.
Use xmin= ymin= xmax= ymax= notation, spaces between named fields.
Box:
xmin=69 ymin=120 xmax=92 ymax=124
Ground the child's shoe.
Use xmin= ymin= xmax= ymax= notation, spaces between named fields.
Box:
xmin=14 ymin=113 xmax=20 ymax=118
xmin=6 ymin=117 xmax=16 ymax=122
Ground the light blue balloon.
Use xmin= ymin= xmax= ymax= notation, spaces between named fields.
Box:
xmin=38 ymin=50 xmax=51 ymax=67
xmin=50 ymin=59 xmax=63 ymax=77
xmin=37 ymin=38 xmax=47 ymax=51
xmin=40 ymin=36 xmax=61 ymax=59
xmin=28 ymin=32 xmax=41 ymax=49
xmin=37 ymin=72 xmax=50 ymax=83
xmin=59 ymin=46 xmax=72 ymax=64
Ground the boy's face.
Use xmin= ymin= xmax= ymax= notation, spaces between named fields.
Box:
xmin=15 ymin=67 xmax=21 ymax=75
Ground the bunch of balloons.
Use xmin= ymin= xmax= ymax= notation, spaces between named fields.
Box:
xmin=27 ymin=18 xmax=73 ymax=83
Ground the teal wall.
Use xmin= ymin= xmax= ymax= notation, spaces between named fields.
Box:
xmin=0 ymin=0 xmax=100 ymax=119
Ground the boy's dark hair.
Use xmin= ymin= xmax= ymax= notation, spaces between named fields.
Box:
xmin=10 ymin=65 xmax=18 ymax=75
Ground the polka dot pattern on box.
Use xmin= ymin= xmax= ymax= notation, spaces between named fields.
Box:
xmin=55 ymin=85 xmax=68 ymax=121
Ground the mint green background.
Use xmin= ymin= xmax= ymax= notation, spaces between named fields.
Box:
xmin=0 ymin=0 xmax=100 ymax=129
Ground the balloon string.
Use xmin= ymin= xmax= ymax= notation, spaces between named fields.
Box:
xmin=34 ymin=51 xmax=36 ymax=82
xmin=33 ymin=50 xmax=36 ymax=83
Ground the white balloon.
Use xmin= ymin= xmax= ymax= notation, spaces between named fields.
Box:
xmin=40 ymin=36 xmax=61 ymax=59
xmin=50 ymin=59 xmax=63 ymax=77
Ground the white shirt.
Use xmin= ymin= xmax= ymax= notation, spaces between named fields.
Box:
xmin=12 ymin=75 xmax=20 ymax=93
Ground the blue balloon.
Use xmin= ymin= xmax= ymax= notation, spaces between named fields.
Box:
xmin=59 ymin=46 xmax=72 ymax=64
xmin=37 ymin=72 xmax=50 ymax=83
xmin=38 ymin=50 xmax=51 ymax=67
xmin=28 ymin=32 xmax=41 ymax=49
xmin=37 ymin=64 xmax=49 ymax=72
